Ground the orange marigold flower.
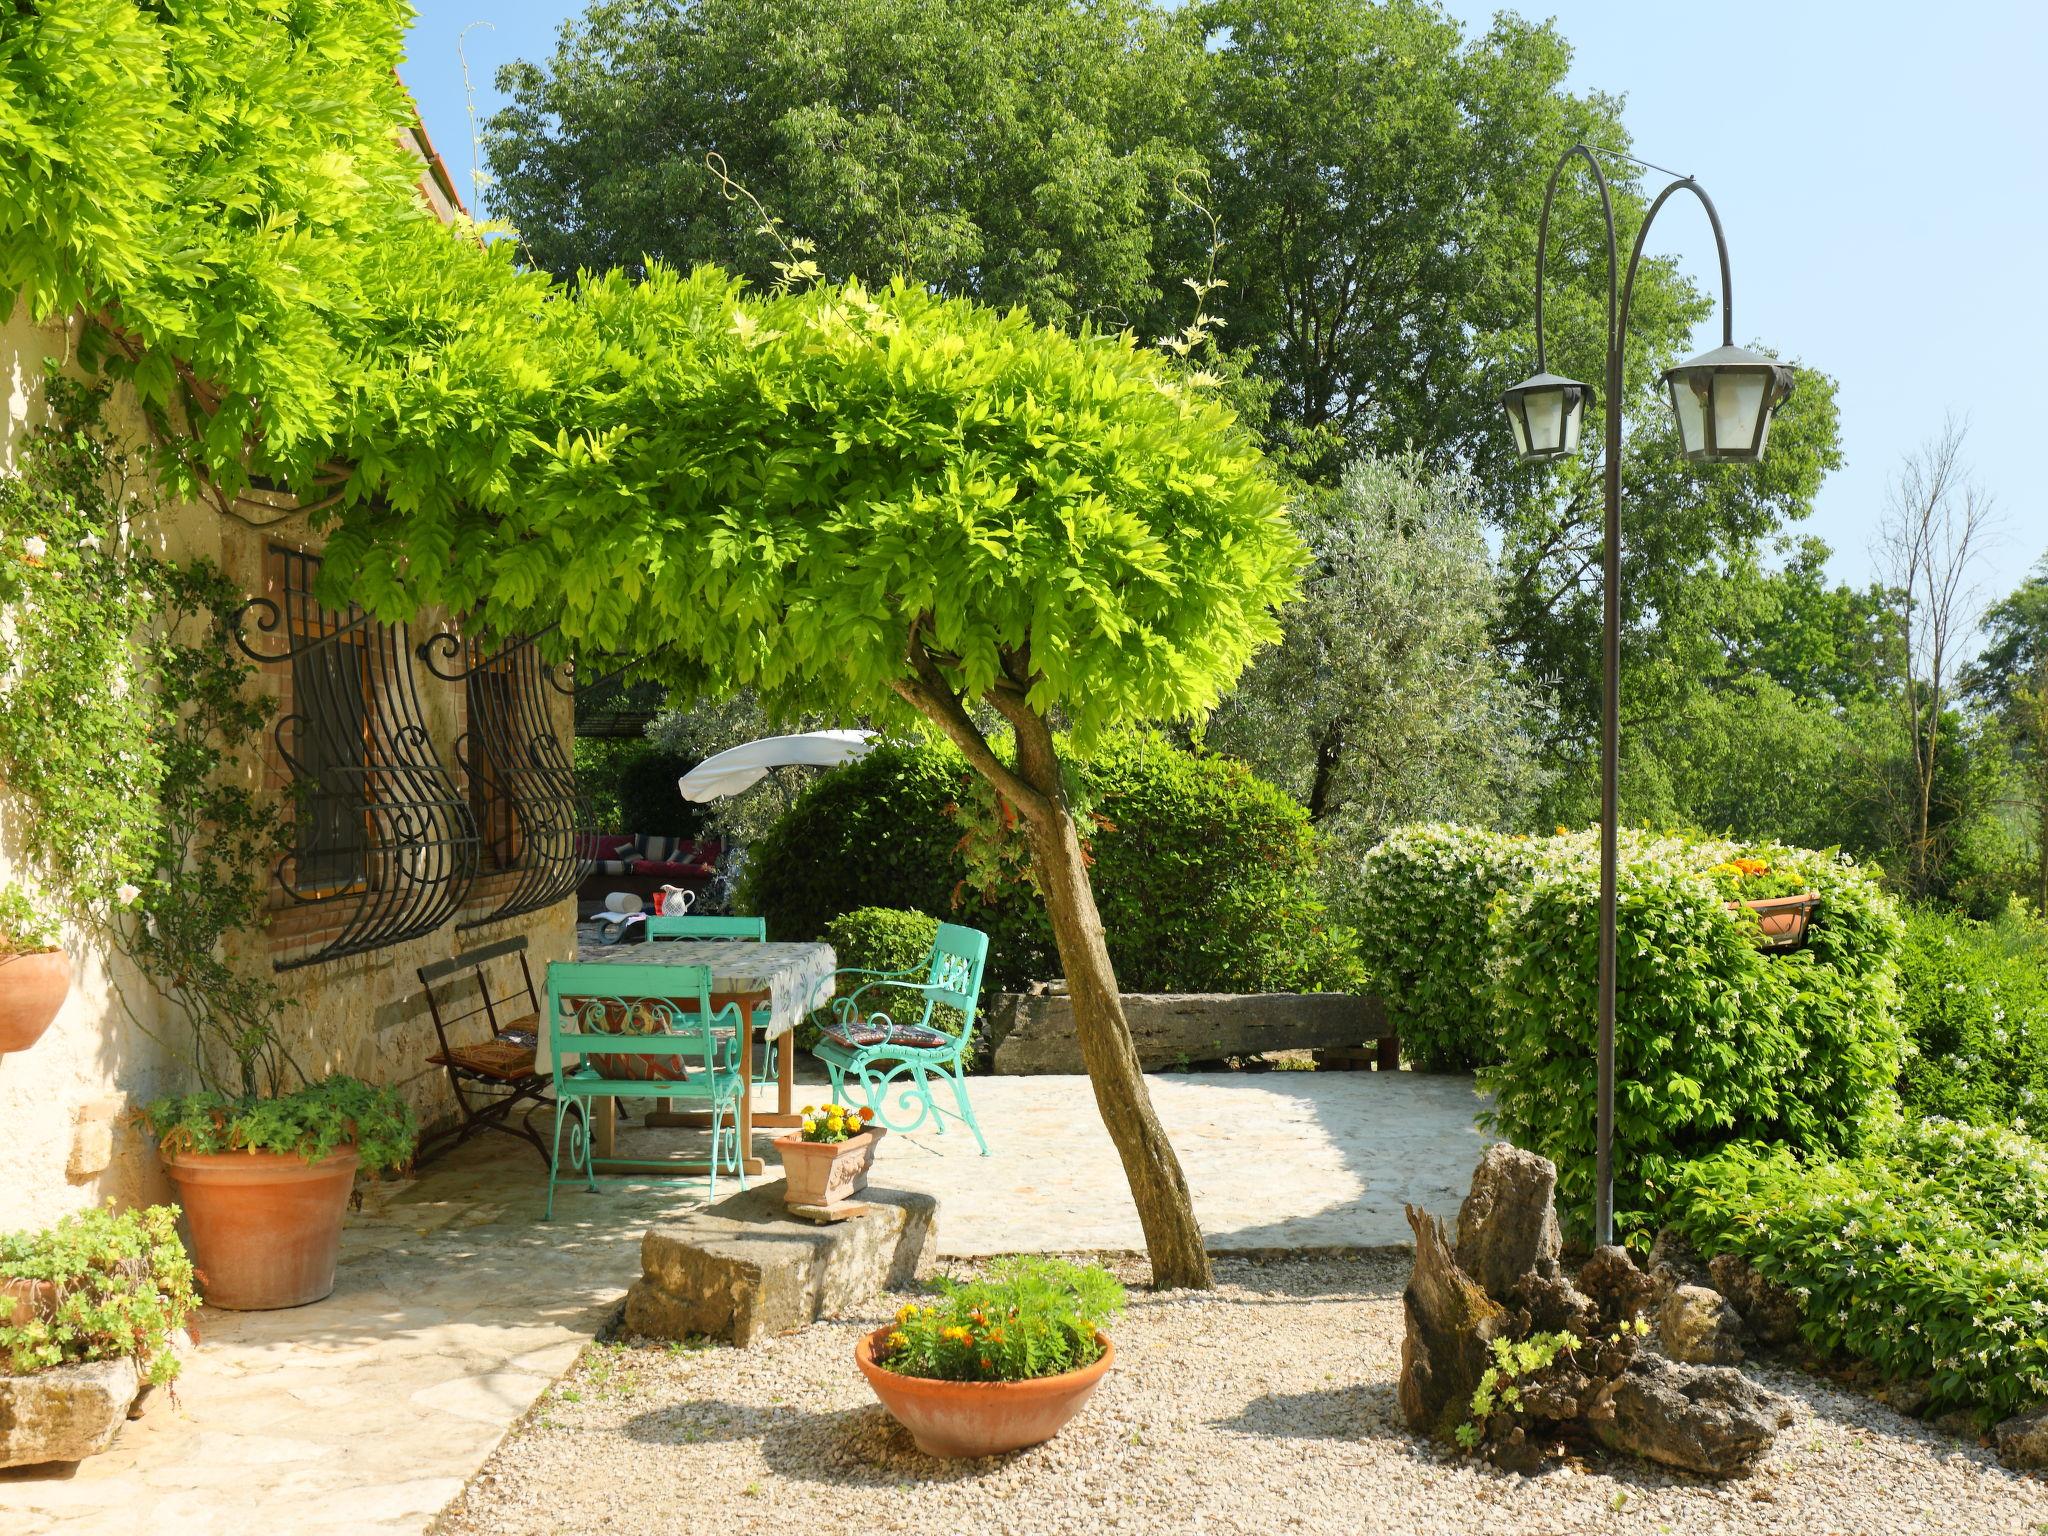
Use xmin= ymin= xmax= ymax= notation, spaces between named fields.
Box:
xmin=857 ymin=1105 xmax=875 ymax=1122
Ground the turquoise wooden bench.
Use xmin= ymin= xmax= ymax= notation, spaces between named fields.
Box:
xmin=813 ymin=922 xmax=991 ymax=1155
xmin=645 ymin=914 xmax=777 ymax=1084
xmin=543 ymin=959 xmax=746 ymax=1219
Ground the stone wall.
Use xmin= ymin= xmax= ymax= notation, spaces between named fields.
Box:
xmin=0 ymin=302 xmax=577 ymax=1234
xmin=988 ymin=982 xmax=1394 ymax=1075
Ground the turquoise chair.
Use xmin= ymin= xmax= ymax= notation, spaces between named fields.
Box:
xmin=543 ymin=960 xmax=746 ymax=1219
xmin=814 ymin=922 xmax=991 ymax=1154
xmin=645 ymin=914 xmax=777 ymax=1083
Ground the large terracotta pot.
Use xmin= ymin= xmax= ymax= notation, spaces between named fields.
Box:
xmin=162 ymin=1146 xmax=359 ymax=1310
xmin=855 ymin=1326 xmax=1115 ymax=1458
xmin=774 ymin=1126 xmax=885 ymax=1209
xmin=0 ymin=949 xmax=70 ymax=1053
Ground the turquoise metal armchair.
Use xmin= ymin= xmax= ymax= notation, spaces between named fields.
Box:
xmin=813 ymin=922 xmax=991 ymax=1154
xmin=543 ymin=960 xmax=746 ymax=1219
xmin=645 ymin=913 xmax=777 ymax=1083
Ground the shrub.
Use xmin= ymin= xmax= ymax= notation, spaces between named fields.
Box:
xmin=1345 ymin=825 xmax=1536 ymax=1070
xmin=1479 ymin=832 xmax=1903 ymax=1239
xmin=818 ymin=906 xmax=964 ymax=1045
xmin=743 ymin=735 xmax=1363 ymax=996
xmin=0 ymin=1205 xmax=198 ymax=1386
xmin=1894 ymin=901 xmax=2048 ymax=1131
xmin=871 ymin=1256 xmax=1125 ymax=1383
xmin=575 ymin=738 xmax=705 ymax=838
xmin=1077 ymin=735 xmax=1363 ymax=996
xmin=737 ymin=741 xmax=966 ymax=944
xmin=1664 ymin=1117 xmax=2048 ymax=1426
xmin=139 ymin=1076 xmax=417 ymax=1175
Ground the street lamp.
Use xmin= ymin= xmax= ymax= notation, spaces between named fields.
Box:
xmin=1500 ymin=145 xmax=1796 ymax=1248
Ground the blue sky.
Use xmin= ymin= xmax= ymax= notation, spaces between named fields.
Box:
xmin=400 ymin=1 xmax=2048 ymax=597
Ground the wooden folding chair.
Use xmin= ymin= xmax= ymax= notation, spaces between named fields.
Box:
xmin=415 ymin=936 xmax=554 ymax=1167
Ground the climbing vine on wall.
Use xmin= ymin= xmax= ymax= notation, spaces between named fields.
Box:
xmin=0 ymin=371 xmax=292 ymax=1095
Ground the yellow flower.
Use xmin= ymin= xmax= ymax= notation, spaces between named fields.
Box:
xmin=896 ymin=1303 xmax=917 ymax=1325
xmin=887 ymin=1330 xmax=908 ymax=1351
xmin=1554 ymin=825 xmax=1569 ymax=836
xmin=940 ymin=1325 xmax=972 ymax=1344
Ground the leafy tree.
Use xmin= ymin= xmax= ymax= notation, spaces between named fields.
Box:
xmin=485 ymin=0 xmax=1205 ymax=329
xmin=325 ymin=269 xmax=1303 ymax=1289
xmin=1206 ymin=454 xmax=1544 ymax=842
xmin=1971 ymin=560 xmax=2048 ymax=912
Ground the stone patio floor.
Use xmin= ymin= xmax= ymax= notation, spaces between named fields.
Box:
xmin=0 ymin=1069 xmax=1487 ymax=1535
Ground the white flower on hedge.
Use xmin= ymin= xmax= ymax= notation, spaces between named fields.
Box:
xmin=116 ymin=882 xmax=141 ymax=907
xmin=21 ymin=534 xmax=47 ymax=563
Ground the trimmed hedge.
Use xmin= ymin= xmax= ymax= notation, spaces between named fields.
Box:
xmin=822 ymin=906 xmax=965 ymax=1041
xmin=1483 ymin=832 xmax=1902 ymax=1238
xmin=1347 ymin=825 xmax=1536 ymax=1070
xmin=1895 ymin=903 xmax=2048 ymax=1131
xmin=1665 ymin=1117 xmax=2048 ymax=1426
xmin=740 ymin=734 xmax=1361 ymax=996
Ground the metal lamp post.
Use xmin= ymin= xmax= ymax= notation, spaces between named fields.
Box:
xmin=1501 ymin=144 xmax=1795 ymax=1247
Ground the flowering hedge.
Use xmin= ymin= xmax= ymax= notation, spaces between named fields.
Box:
xmin=1664 ymin=1116 xmax=2048 ymax=1426
xmin=1482 ymin=832 xmax=1902 ymax=1237
xmin=1347 ymin=824 xmax=1903 ymax=1234
xmin=1895 ymin=903 xmax=2048 ymax=1131
xmin=1347 ymin=825 xmax=1536 ymax=1070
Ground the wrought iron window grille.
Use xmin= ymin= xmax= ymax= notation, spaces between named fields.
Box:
xmin=417 ymin=628 xmax=593 ymax=928
xmin=234 ymin=548 xmax=481 ymax=970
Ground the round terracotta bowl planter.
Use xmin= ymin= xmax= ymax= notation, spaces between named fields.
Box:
xmin=774 ymin=1126 xmax=885 ymax=1209
xmin=1727 ymin=891 xmax=1821 ymax=951
xmin=855 ymin=1326 xmax=1115 ymax=1458
xmin=0 ymin=949 xmax=71 ymax=1054
xmin=162 ymin=1146 xmax=359 ymax=1310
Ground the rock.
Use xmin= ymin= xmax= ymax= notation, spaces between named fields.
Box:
xmin=0 ymin=1356 xmax=141 ymax=1468
xmin=1881 ymin=1378 xmax=1934 ymax=1418
xmin=624 ymin=1181 xmax=936 ymax=1347
xmin=1397 ymin=1202 xmax=1508 ymax=1438
xmin=1647 ymin=1228 xmax=1710 ymax=1301
xmin=1578 ymin=1245 xmax=1658 ymax=1331
xmin=1658 ymin=1284 xmax=1745 ymax=1365
xmin=1707 ymin=1253 xmax=1803 ymax=1346
xmin=1590 ymin=1353 xmax=1790 ymax=1478
xmin=1994 ymin=1408 xmax=2048 ymax=1469
xmin=1454 ymin=1143 xmax=1562 ymax=1298
xmin=1510 ymin=1270 xmax=1597 ymax=1338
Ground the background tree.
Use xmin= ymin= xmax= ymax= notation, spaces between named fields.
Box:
xmin=485 ymin=0 xmax=1204 ymax=329
xmin=1873 ymin=419 xmax=1998 ymax=898
xmin=1205 ymin=453 xmax=1543 ymax=843
xmin=1971 ymin=560 xmax=2048 ymax=912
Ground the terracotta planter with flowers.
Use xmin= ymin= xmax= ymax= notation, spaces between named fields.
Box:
xmin=857 ymin=1325 xmax=1114 ymax=1458
xmin=0 ymin=948 xmax=71 ymax=1054
xmin=774 ymin=1101 xmax=884 ymax=1210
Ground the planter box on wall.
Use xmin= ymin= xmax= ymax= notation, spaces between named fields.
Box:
xmin=988 ymin=985 xmax=1394 ymax=1075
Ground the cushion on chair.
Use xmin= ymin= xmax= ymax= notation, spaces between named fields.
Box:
xmin=884 ymin=1024 xmax=952 ymax=1050
xmin=583 ymin=997 xmax=693 ymax=1083
xmin=819 ymin=1019 xmax=888 ymax=1049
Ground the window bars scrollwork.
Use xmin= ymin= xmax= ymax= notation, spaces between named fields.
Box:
xmin=417 ymin=628 xmax=594 ymax=928
xmin=233 ymin=549 xmax=481 ymax=970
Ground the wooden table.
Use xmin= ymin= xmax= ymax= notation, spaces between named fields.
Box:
xmin=564 ymin=933 xmax=837 ymax=1176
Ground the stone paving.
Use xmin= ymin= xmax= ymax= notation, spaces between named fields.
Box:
xmin=0 ymin=1069 xmax=1488 ymax=1535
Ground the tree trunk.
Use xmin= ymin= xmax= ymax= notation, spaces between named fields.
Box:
xmin=1010 ymin=714 xmax=1214 ymax=1291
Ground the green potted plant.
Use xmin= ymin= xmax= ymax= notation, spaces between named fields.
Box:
xmin=0 ymin=1204 xmax=198 ymax=1468
xmin=0 ymin=887 xmax=69 ymax=1054
xmin=774 ymin=1100 xmax=884 ymax=1212
xmin=137 ymin=1077 xmax=414 ymax=1311
xmin=856 ymin=1256 xmax=1124 ymax=1458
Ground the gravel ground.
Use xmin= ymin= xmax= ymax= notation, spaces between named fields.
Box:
xmin=433 ymin=1254 xmax=2048 ymax=1536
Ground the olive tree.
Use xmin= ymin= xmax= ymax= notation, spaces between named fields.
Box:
xmin=329 ymin=267 xmax=1303 ymax=1288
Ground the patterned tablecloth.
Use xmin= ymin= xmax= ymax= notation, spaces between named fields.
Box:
xmin=560 ymin=929 xmax=837 ymax=1047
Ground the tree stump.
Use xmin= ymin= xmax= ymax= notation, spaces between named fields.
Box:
xmin=1398 ymin=1143 xmax=1791 ymax=1478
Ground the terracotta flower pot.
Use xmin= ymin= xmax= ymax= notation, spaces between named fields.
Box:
xmin=0 ymin=949 xmax=70 ymax=1053
xmin=856 ymin=1326 xmax=1115 ymax=1458
xmin=0 ymin=1278 xmax=58 ymax=1326
xmin=774 ymin=1126 xmax=885 ymax=1209
xmin=1727 ymin=891 xmax=1820 ymax=951
xmin=162 ymin=1146 xmax=359 ymax=1310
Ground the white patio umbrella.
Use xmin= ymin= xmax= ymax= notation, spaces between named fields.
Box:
xmin=677 ymin=729 xmax=879 ymax=802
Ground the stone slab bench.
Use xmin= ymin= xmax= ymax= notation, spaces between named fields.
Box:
xmin=987 ymin=983 xmax=1396 ymax=1075
xmin=622 ymin=1181 xmax=937 ymax=1347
